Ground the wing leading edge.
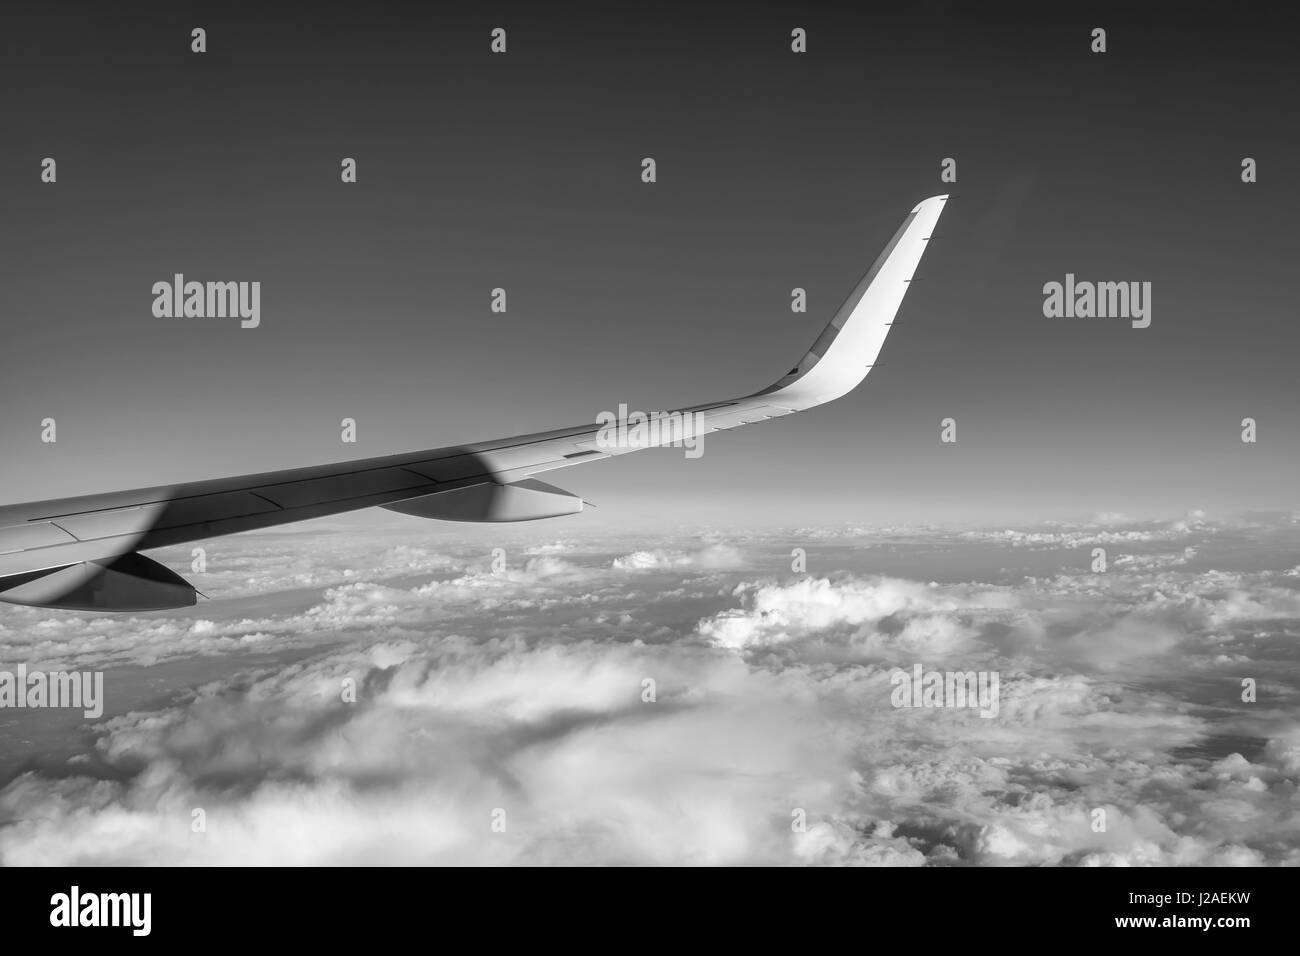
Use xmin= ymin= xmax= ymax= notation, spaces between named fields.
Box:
xmin=0 ymin=195 xmax=948 ymax=609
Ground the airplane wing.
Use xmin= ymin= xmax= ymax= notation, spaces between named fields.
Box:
xmin=0 ymin=195 xmax=948 ymax=610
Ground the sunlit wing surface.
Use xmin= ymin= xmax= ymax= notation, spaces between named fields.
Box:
xmin=0 ymin=196 xmax=948 ymax=610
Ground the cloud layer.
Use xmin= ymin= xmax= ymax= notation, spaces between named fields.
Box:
xmin=2 ymin=515 xmax=1298 ymax=865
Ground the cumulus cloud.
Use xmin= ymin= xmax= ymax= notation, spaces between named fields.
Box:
xmin=696 ymin=575 xmax=1014 ymax=656
xmin=2 ymin=515 xmax=1299 ymax=865
xmin=0 ymin=639 xmax=846 ymax=865
xmin=612 ymin=543 xmax=743 ymax=571
xmin=960 ymin=512 xmax=1219 ymax=550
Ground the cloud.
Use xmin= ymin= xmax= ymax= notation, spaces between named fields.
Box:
xmin=0 ymin=639 xmax=849 ymax=865
xmin=2 ymin=515 xmax=1299 ymax=865
xmin=696 ymin=575 xmax=1015 ymax=656
xmin=960 ymin=513 xmax=1219 ymax=550
xmin=612 ymin=543 xmax=743 ymax=571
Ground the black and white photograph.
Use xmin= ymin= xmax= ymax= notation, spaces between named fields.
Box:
xmin=0 ymin=0 xmax=1294 ymax=931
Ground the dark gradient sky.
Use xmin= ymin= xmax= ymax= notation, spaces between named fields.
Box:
xmin=1 ymin=1 xmax=1296 ymax=527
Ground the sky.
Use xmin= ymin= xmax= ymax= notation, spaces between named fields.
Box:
xmin=0 ymin=1 xmax=1296 ymax=528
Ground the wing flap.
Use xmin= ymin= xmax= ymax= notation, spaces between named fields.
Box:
xmin=249 ymin=468 xmax=433 ymax=510
xmin=0 ymin=521 xmax=79 ymax=555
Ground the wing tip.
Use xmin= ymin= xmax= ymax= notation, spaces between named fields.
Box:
xmin=911 ymin=194 xmax=950 ymax=214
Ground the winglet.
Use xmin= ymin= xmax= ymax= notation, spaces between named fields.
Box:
xmin=758 ymin=194 xmax=948 ymax=410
